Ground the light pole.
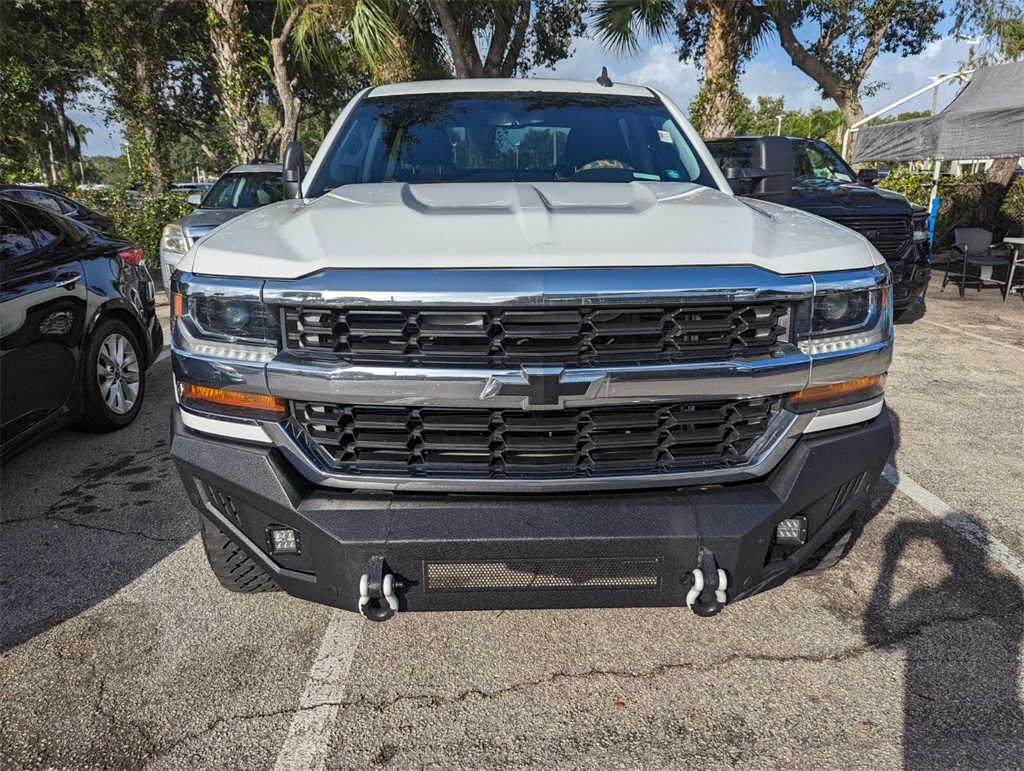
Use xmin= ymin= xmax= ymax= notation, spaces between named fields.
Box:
xmin=514 ymin=142 xmax=521 ymax=170
xmin=775 ymin=115 xmax=783 ymax=136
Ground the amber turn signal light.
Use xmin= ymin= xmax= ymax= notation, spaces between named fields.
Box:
xmin=788 ymin=375 xmax=884 ymax=412
xmin=172 ymin=292 xmax=184 ymax=319
xmin=180 ymin=383 xmax=286 ymax=420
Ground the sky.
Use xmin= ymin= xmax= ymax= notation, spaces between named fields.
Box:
xmin=71 ymin=12 xmax=977 ymax=159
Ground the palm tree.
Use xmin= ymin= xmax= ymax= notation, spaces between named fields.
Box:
xmin=591 ymin=0 xmax=773 ymax=140
xmin=348 ymin=0 xmax=447 ymax=83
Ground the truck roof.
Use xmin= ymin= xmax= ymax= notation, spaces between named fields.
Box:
xmin=367 ymin=78 xmax=656 ymax=99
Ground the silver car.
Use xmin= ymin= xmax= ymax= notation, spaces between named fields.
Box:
xmin=160 ymin=163 xmax=283 ymax=298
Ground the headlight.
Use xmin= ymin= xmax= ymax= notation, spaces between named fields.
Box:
xmin=162 ymin=223 xmax=188 ymax=255
xmin=171 ymin=274 xmax=279 ymax=361
xmin=912 ymin=214 xmax=929 ymax=243
xmin=812 ymin=289 xmax=878 ymax=335
xmin=794 ymin=270 xmax=892 ymax=355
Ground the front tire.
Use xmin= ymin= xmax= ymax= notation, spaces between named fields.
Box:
xmin=796 ymin=523 xmax=853 ymax=576
xmin=199 ymin=516 xmax=281 ymax=593
xmin=75 ymin=318 xmax=146 ymax=432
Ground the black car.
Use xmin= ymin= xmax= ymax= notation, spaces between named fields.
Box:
xmin=0 ymin=197 xmax=163 ymax=461
xmin=706 ymin=137 xmax=931 ymax=319
xmin=0 ymin=184 xmax=115 ymax=235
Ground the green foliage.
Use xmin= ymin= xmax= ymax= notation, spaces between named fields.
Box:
xmin=72 ymin=187 xmax=193 ymax=270
xmin=732 ymin=95 xmax=843 ymax=147
xmin=866 ymin=110 xmax=932 ymax=126
xmin=880 ymin=168 xmax=1024 ymax=244
xmin=591 ymin=0 xmax=675 ymax=55
xmin=800 ymin=0 xmax=945 ymax=85
xmin=0 ymin=155 xmax=43 ymax=184
xmin=952 ymin=0 xmax=1024 ymax=64
xmin=996 ymin=176 xmax=1024 ymax=238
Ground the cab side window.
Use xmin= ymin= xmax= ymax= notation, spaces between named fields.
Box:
xmin=13 ymin=203 xmax=61 ymax=252
xmin=0 ymin=204 xmax=36 ymax=261
xmin=19 ymin=190 xmax=64 ymax=214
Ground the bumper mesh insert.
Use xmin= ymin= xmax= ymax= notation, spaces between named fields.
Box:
xmin=425 ymin=559 xmax=661 ymax=591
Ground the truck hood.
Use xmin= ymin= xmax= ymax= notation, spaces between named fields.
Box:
xmin=174 ymin=207 xmax=253 ymax=245
xmin=789 ymin=178 xmax=912 ymax=218
xmin=180 ymin=182 xmax=882 ymax=280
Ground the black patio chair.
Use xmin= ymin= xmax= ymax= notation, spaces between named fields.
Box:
xmin=941 ymin=227 xmax=1009 ymax=298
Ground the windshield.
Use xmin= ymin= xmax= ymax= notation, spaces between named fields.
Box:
xmin=307 ymin=92 xmax=716 ymax=195
xmin=707 ymin=138 xmax=856 ymax=183
xmin=201 ymin=171 xmax=283 ymax=210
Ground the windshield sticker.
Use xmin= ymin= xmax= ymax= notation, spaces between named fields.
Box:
xmin=657 ymin=130 xmax=673 ymax=143
xmin=666 ymin=169 xmax=681 ymax=180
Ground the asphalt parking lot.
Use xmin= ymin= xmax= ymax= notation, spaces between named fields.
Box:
xmin=2 ymin=274 xmax=1022 ymax=769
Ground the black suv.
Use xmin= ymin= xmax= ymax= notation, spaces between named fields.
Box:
xmin=707 ymin=137 xmax=930 ymax=318
xmin=0 ymin=197 xmax=163 ymax=460
xmin=0 ymin=184 xmax=115 ymax=235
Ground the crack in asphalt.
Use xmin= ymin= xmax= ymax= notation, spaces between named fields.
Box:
xmin=326 ymin=606 xmax=1019 ymax=714
xmin=3 ymin=514 xmax=178 ymax=542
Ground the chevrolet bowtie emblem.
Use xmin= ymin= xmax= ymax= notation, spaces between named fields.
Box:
xmin=480 ymin=367 xmax=607 ymax=409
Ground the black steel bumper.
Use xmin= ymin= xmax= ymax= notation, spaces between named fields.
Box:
xmin=171 ymin=407 xmax=893 ymax=615
xmin=890 ymin=245 xmax=931 ymax=311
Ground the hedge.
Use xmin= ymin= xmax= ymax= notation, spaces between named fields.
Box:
xmin=879 ymin=169 xmax=1024 ymax=247
xmin=67 ymin=186 xmax=194 ymax=271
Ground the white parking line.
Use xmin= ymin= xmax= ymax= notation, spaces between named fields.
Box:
xmin=919 ymin=319 xmax=1022 ymax=352
xmin=154 ymin=347 xmax=171 ymax=364
xmin=273 ymin=613 xmax=363 ymax=771
xmin=883 ymin=464 xmax=1024 ymax=581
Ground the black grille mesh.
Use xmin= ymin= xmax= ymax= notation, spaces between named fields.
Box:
xmin=425 ymin=559 xmax=660 ymax=591
xmin=283 ymin=303 xmax=787 ymax=366
xmin=200 ymin=482 xmax=240 ymax=525
xmin=830 ymin=214 xmax=911 ymax=260
xmin=292 ymin=397 xmax=779 ymax=480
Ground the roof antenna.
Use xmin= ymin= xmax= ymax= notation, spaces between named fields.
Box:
xmin=596 ymin=66 xmax=613 ymax=87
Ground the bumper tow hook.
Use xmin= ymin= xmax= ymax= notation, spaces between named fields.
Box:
xmin=358 ymin=557 xmax=400 ymax=622
xmin=684 ymin=551 xmax=729 ymax=617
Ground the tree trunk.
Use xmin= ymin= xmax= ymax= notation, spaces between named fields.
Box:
xmin=52 ymin=89 xmax=74 ymax=181
xmin=982 ymin=156 xmax=1018 ymax=227
xmin=270 ymin=6 xmax=302 ymax=162
xmin=47 ymin=139 xmax=59 ymax=185
xmin=772 ymin=10 xmax=868 ymax=132
xmin=426 ymin=0 xmax=484 ymax=77
xmin=697 ymin=2 xmax=743 ymax=140
xmin=132 ymin=38 xmax=165 ymax=193
xmin=207 ymin=0 xmax=261 ymax=163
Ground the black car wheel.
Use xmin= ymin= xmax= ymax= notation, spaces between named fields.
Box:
xmin=75 ymin=318 xmax=146 ymax=432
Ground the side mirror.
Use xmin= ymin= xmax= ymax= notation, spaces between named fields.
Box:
xmin=721 ymin=137 xmax=793 ymax=205
xmin=857 ymin=168 xmax=879 ymax=186
xmin=751 ymin=136 xmax=793 ymax=205
xmin=187 ymin=193 xmax=202 ymax=206
xmin=723 ymin=166 xmax=754 ymax=196
xmin=283 ymin=141 xmax=305 ymax=200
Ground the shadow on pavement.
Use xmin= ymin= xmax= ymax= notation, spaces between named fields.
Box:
xmin=0 ymin=360 xmax=196 ymax=652
xmin=860 ymin=403 xmax=1023 ymax=765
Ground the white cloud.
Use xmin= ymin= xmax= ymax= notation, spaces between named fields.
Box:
xmin=532 ymin=38 xmax=701 ymax=112
xmin=740 ymin=35 xmax=973 ymax=118
xmin=538 ymin=30 xmax=977 ymax=124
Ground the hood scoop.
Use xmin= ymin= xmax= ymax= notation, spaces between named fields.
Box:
xmin=390 ymin=181 xmax=662 ymax=215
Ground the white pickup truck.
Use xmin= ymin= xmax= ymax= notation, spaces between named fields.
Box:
xmin=170 ymin=78 xmax=893 ymax=621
